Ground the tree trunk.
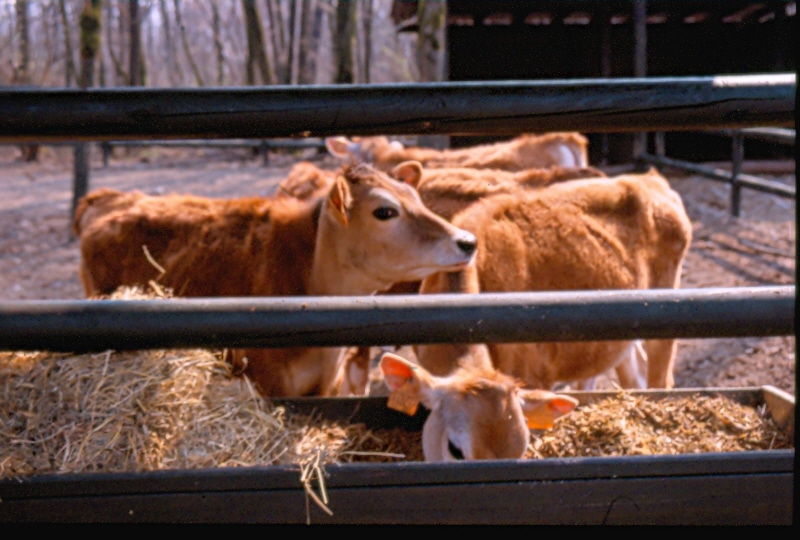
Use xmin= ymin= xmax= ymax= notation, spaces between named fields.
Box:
xmin=288 ymin=0 xmax=302 ymax=84
xmin=417 ymin=0 xmax=448 ymax=150
xmin=241 ymin=0 xmax=275 ymax=85
xmin=73 ymin=0 xmax=101 ymax=225
xmin=264 ymin=0 xmax=287 ymax=83
xmin=14 ymin=0 xmax=38 ymax=162
xmin=13 ymin=0 xmax=30 ymax=85
xmin=173 ymin=0 xmax=205 ymax=86
xmin=417 ymin=0 xmax=446 ymax=82
xmin=334 ymin=0 xmax=357 ymax=84
xmin=129 ymin=0 xmax=142 ymax=85
xmin=361 ymin=0 xmax=372 ymax=83
xmin=105 ymin=0 xmax=127 ymax=85
xmin=157 ymin=0 xmax=181 ymax=85
xmin=58 ymin=0 xmax=77 ymax=86
xmin=299 ymin=0 xmax=323 ymax=85
xmin=210 ymin=1 xmax=225 ymax=85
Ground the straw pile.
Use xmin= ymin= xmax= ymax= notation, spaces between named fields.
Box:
xmin=0 ymin=286 xmax=409 ymax=482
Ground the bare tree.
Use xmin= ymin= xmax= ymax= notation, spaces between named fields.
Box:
xmin=417 ymin=0 xmax=448 ymax=149
xmin=12 ymin=0 xmax=30 ymax=85
xmin=104 ymin=0 xmax=127 ymax=85
xmin=173 ymin=0 xmax=204 ymax=86
xmin=210 ymin=1 xmax=225 ymax=85
xmin=72 ymin=0 xmax=101 ymax=223
xmin=129 ymin=0 xmax=143 ymax=85
xmin=241 ymin=0 xmax=275 ymax=85
xmin=334 ymin=0 xmax=357 ymax=84
xmin=58 ymin=0 xmax=77 ymax=86
xmin=361 ymin=0 xmax=373 ymax=83
xmin=13 ymin=0 xmax=39 ymax=161
xmin=417 ymin=0 xmax=446 ymax=82
xmin=288 ymin=0 xmax=302 ymax=84
xmin=299 ymin=0 xmax=323 ymax=84
xmin=263 ymin=0 xmax=287 ymax=83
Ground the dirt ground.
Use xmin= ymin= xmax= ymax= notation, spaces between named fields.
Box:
xmin=0 ymin=144 xmax=795 ymax=395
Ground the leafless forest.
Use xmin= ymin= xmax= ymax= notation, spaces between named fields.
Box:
xmin=0 ymin=0 xmax=424 ymax=89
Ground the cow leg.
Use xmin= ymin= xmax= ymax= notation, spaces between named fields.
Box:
xmin=643 ymin=338 xmax=677 ymax=389
xmin=616 ymin=341 xmax=648 ymax=389
xmin=573 ymin=377 xmax=597 ymax=391
xmin=339 ymin=346 xmax=372 ymax=396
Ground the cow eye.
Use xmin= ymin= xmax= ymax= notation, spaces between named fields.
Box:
xmin=373 ymin=207 xmax=399 ymax=220
xmin=447 ymin=439 xmax=465 ymax=460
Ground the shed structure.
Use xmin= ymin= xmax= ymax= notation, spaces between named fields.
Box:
xmin=392 ymin=0 xmax=796 ymax=163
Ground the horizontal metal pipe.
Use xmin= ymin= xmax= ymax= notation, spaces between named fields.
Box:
xmin=101 ymin=139 xmax=326 ymax=148
xmin=0 ymin=75 xmax=794 ymax=142
xmin=0 ymin=287 xmax=793 ymax=352
xmin=709 ymin=127 xmax=796 ymax=146
xmin=641 ymin=153 xmax=796 ymax=198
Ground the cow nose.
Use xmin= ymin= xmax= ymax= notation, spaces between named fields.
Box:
xmin=456 ymin=234 xmax=477 ymax=256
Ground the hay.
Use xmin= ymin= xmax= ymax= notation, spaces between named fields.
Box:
xmin=0 ymin=285 xmax=408 ymax=480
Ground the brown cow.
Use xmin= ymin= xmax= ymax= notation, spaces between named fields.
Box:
xmin=277 ymin=159 xmax=606 ymax=221
xmin=325 ymin=133 xmax=590 ymax=171
xmin=415 ymin=169 xmax=693 ymax=391
xmin=73 ymin=163 xmax=478 ymax=398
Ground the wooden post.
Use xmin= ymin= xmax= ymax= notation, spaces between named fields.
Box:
xmin=600 ymin=5 xmax=611 ymax=165
xmin=633 ymin=0 xmax=648 ymax=170
xmin=417 ymin=0 xmax=449 ymax=150
xmin=730 ymin=132 xmax=744 ymax=218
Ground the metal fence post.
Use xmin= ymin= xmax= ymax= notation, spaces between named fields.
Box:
xmin=100 ymin=142 xmax=112 ymax=167
xmin=655 ymin=132 xmax=665 ymax=156
xmin=259 ymin=140 xmax=269 ymax=166
xmin=730 ymin=131 xmax=744 ymax=218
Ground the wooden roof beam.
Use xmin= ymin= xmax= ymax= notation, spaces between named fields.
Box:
xmin=562 ymin=12 xmax=592 ymax=25
xmin=722 ymin=3 xmax=767 ymax=23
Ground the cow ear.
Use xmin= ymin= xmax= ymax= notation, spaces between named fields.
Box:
xmin=392 ymin=161 xmax=424 ymax=188
xmin=380 ymin=352 xmax=437 ymax=415
xmin=325 ymin=136 xmax=358 ymax=161
xmin=327 ymin=175 xmax=352 ymax=227
xmin=519 ymin=390 xmax=578 ymax=430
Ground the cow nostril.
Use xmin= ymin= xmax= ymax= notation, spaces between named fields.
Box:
xmin=456 ymin=239 xmax=476 ymax=256
xmin=448 ymin=439 xmax=465 ymax=460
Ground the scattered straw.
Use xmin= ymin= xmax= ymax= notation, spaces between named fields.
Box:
xmin=528 ymin=391 xmax=793 ymax=458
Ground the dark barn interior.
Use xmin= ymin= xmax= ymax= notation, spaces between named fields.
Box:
xmin=394 ymin=0 xmax=796 ymax=164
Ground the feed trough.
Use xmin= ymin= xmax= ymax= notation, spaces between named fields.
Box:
xmin=0 ymin=385 xmax=793 ymax=524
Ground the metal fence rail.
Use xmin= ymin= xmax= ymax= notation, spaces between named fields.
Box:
xmin=0 ymin=74 xmax=794 ymax=142
xmin=639 ymin=153 xmax=795 ymax=198
xmin=0 ymin=286 xmax=793 ymax=352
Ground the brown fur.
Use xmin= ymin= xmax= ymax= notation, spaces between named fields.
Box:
xmin=417 ymin=168 xmax=693 ymax=390
xmin=330 ymin=133 xmax=590 ymax=172
xmin=276 ymin=160 xmax=606 ymax=221
xmin=73 ymin=163 xmax=478 ymax=398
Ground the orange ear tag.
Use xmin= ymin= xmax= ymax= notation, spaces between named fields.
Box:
xmin=387 ymin=381 xmax=419 ymax=416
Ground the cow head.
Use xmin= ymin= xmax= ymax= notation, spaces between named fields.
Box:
xmin=380 ymin=352 xmax=578 ymax=462
xmin=312 ymin=163 xmax=477 ymax=295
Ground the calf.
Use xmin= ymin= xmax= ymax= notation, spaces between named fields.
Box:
xmin=73 ymin=163 xmax=477 ymax=397
xmin=416 ymin=169 xmax=693 ymax=390
xmin=326 ymin=133 xmax=589 ymax=171
xmin=379 ymin=346 xmax=578 ymax=462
